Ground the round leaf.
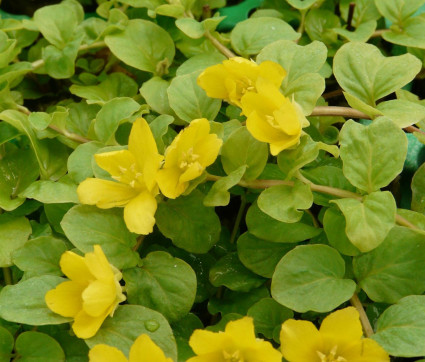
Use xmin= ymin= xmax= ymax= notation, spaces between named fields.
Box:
xmin=15 ymin=331 xmax=65 ymax=362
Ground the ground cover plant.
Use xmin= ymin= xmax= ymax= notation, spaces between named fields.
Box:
xmin=0 ymin=0 xmax=425 ymax=360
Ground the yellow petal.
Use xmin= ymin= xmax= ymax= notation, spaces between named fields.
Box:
xmin=157 ymin=167 xmax=185 ymax=199
xmin=246 ymin=111 xmax=285 ymax=144
xmin=320 ymin=307 xmax=363 ymax=350
xmin=60 ymin=251 xmax=94 ymax=282
xmin=77 ymin=178 xmax=138 ymax=208
xmin=258 ymin=60 xmax=286 ymax=88
xmin=189 ymin=329 xmax=233 ymax=355
xmin=45 ymin=280 xmax=86 ymax=317
xmin=129 ymin=334 xmax=173 ymax=362
xmin=194 ymin=134 xmax=222 ymax=168
xmin=179 ymin=162 xmax=203 ymax=184
xmin=82 ymin=280 xmax=116 ymax=317
xmin=241 ymin=91 xmax=276 ymax=118
xmin=281 ymin=319 xmax=323 ymax=362
xmin=197 ymin=64 xmax=230 ymax=99
xmin=94 ymin=150 xmax=137 ymax=179
xmin=269 ymin=136 xmax=300 ymax=156
xmin=255 ymin=77 xmax=286 ymax=110
xmin=342 ymin=338 xmax=390 ymax=362
xmin=177 ymin=118 xmax=210 ymax=152
xmin=123 ymin=191 xmax=157 ymax=235
xmin=273 ymin=99 xmax=301 ymax=136
xmin=225 ymin=317 xmax=257 ymax=350
xmin=241 ymin=341 xmax=283 ymax=362
xmin=72 ymin=307 xmax=110 ymax=339
xmin=186 ymin=353 xmax=225 ymax=362
xmin=128 ymin=118 xmax=162 ymax=192
xmin=84 ymin=245 xmax=115 ymax=281
xmin=89 ymin=344 xmax=128 ymax=362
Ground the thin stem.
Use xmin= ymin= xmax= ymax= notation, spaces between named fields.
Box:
xmin=296 ymin=10 xmax=307 ymax=42
xmin=311 ymin=106 xmax=371 ymax=120
xmin=230 ymin=194 xmax=247 ymax=244
xmin=346 ymin=2 xmax=356 ymax=31
xmin=204 ymin=31 xmax=236 ymax=59
xmin=47 ymin=124 xmax=91 ymax=143
xmin=132 ymin=235 xmax=145 ymax=252
xmin=370 ymin=29 xmax=390 ymax=38
xmin=31 ymin=41 xmax=107 ymax=71
xmin=323 ymin=89 xmax=344 ymax=100
xmin=2 ymin=267 xmax=12 ymax=285
xmin=395 ymin=214 xmax=420 ymax=230
xmin=405 ymin=125 xmax=425 ymax=136
xmin=350 ymin=293 xmax=374 ymax=337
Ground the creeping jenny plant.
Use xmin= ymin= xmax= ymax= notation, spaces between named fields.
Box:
xmin=0 ymin=0 xmax=425 ymax=360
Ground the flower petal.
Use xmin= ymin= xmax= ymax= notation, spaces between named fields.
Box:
xmin=123 ymin=191 xmax=157 ymax=234
xmin=179 ymin=162 xmax=203 ymax=184
xmin=89 ymin=344 xmax=128 ymax=362
xmin=320 ymin=307 xmax=363 ymax=349
xmin=60 ymin=251 xmax=94 ymax=282
xmin=281 ymin=319 xmax=323 ymax=362
xmin=194 ymin=134 xmax=222 ymax=168
xmin=342 ymin=338 xmax=390 ymax=362
xmin=242 ymin=342 xmax=283 ymax=362
xmin=246 ymin=111 xmax=285 ymax=144
xmin=177 ymin=119 xmax=211 ymax=152
xmin=189 ymin=329 xmax=233 ymax=355
xmin=72 ymin=307 xmax=111 ymax=339
xmin=186 ymin=352 xmax=226 ymax=362
xmin=225 ymin=317 xmax=257 ymax=350
xmin=77 ymin=178 xmax=138 ymax=208
xmin=45 ymin=280 xmax=86 ymax=317
xmin=129 ymin=334 xmax=173 ymax=362
xmin=82 ymin=280 xmax=116 ymax=317
xmin=197 ymin=64 xmax=229 ymax=99
xmin=94 ymin=150 xmax=137 ymax=179
xmin=157 ymin=167 xmax=185 ymax=199
xmin=258 ymin=60 xmax=287 ymax=88
xmin=128 ymin=118 xmax=162 ymax=192
xmin=84 ymin=245 xmax=115 ymax=281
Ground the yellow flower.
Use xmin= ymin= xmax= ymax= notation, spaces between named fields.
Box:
xmin=157 ymin=118 xmax=222 ymax=199
xmin=77 ymin=118 xmax=163 ymax=235
xmin=281 ymin=307 xmax=390 ymax=362
xmin=197 ymin=57 xmax=286 ymax=108
xmin=241 ymin=78 xmax=308 ymax=156
xmin=45 ymin=245 xmax=126 ymax=339
xmin=89 ymin=334 xmax=173 ymax=362
xmin=187 ymin=316 xmax=282 ymax=362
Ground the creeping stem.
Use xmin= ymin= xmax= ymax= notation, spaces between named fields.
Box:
xmin=204 ymin=31 xmax=236 ymax=59
xmin=350 ymin=293 xmax=374 ymax=337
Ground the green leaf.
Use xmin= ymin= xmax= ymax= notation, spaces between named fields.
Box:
xmin=0 ymin=32 xmax=17 ymax=69
xmin=246 ymin=202 xmax=321 ymax=243
xmin=15 ymin=331 xmax=65 ymax=362
xmin=221 ymin=127 xmax=268 ymax=181
xmin=354 ymin=226 xmax=425 ymax=303
xmin=376 ymin=100 xmax=425 ymax=128
xmin=333 ymin=42 xmax=421 ymax=106
xmin=231 ymin=17 xmax=300 ymax=56
xmin=156 ymin=190 xmax=221 ymax=253
xmin=332 ymin=191 xmax=396 ymax=253
xmin=247 ymin=298 xmax=293 ymax=339
xmin=94 ymin=97 xmax=140 ymax=143
xmin=257 ymin=40 xmax=327 ymax=114
xmin=257 ymin=182 xmax=313 ymax=223
xmin=237 ymin=232 xmax=294 ymax=278
xmin=67 ymin=141 xmax=103 ymax=184
xmin=140 ymin=77 xmax=175 ymax=116
xmin=373 ymin=295 xmax=425 ymax=357
xmin=86 ymin=305 xmax=177 ymax=361
xmin=374 ymin=0 xmax=425 ymax=24
xmin=176 ymin=53 xmax=226 ymax=76
xmin=19 ymin=176 xmax=79 ymax=204
xmin=339 ymin=118 xmax=408 ymax=193
xmin=124 ymin=251 xmax=196 ymax=322
xmin=12 ymin=236 xmax=67 ymax=277
xmin=105 ymin=19 xmax=175 ymax=74
xmin=149 ymin=115 xmax=175 ymax=154
xmin=33 ymin=0 xmax=83 ymax=48
xmin=176 ymin=18 xmax=205 ymax=39
xmin=171 ymin=313 xmax=203 ymax=362
xmin=61 ymin=205 xmax=139 ymax=269
xmin=0 ymin=214 xmax=31 ymax=267
xmin=70 ymin=73 xmax=138 ymax=106
xmin=343 ymin=92 xmax=384 ymax=118
xmin=204 ymin=165 xmax=246 ymax=207
xmin=412 ymin=163 xmax=425 ymax=213
xmin=333 ymin=20 xmax=377 ymax=42
xmin=286 ymin=0 xmax=318 ymax=10
xmin=0 ymin=144 xmax=38 ymax=211
xmin=323 ymin=207 xmax=361 ymax=256
xmin=340 ymin=0 xmax=381 ymax=25
xmin=0 ymin=275 xmax=71 ymax=325
xmin=271 ymin=245 xmax=357 ymax=313
xmin=383 ymin=15 xmax=425 ymax=49
xmin=209 ymin=252 xmax=266 ymax=292
xmin=167 ymin=71 xmax=221 ymax=122
xmin=305 ymin=9 xmax=340 ymax=44
xmin=0 ymin=326 xmax=13 ymax=362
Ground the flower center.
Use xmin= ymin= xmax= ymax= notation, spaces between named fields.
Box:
xmin=265 ymin=114 xmax=281 ymax=129
xmin=317 ymin=346 xmax=347 ymax=362
xmin=112 ymin=162 xmax=144 ymax=189
xmin=223 ymin=350 xmax=244 ymax=362
xmin=179 ymin=147 xmax=200 ymax=170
